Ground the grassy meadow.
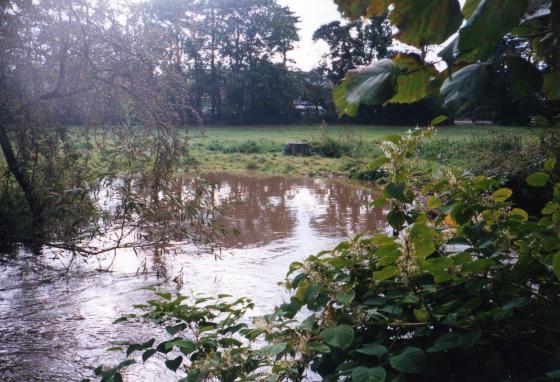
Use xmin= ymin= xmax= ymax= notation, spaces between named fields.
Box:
xmin=187 ymin=124 xmax=539 ymax=178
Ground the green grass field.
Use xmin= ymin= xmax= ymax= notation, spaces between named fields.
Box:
xmin=187 ymin=124 xmax=538 ymax=177
xmin=189 ymin=124 xmax=535 ymax=143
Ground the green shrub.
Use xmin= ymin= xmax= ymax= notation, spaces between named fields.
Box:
xmin=310 ymin=137 xmax=355 ymax=158
xmin=418 ymin=130 xmax=559 ymax=215
xmin=341 ymin=159 xmax=387 ymax=181
xmin=245 ymin=160 xmax=258 ymax=170
xmin=205 ymin=139 xmax=282 ymax=154
xmin=417 ymin=133 xmax=536 ymax=175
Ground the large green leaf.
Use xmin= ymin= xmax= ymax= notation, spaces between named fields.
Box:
xmin=376 ymin=242 xmax=401 ymax=266
xmin=507 ymin=56 xmax=544 ymax=99
xmin=413 ymin=308 xmax=430 ymax=322
xmin=322 ymin=325 xmax=355 ymax=350
xmin=387 ymin=210 xmax=406 ymax=231
xmin=389 ymin=68 xmax=434 ymax=103
xmin=126 ymin=338 xmax=155 ymax=357
xmin=333 ymin=0 xmax=385 ymax=19
xmin=373 ymin=265 xmax=399 ymax=281
xmin=409 ymin=216 xmax=436 ymax=259
xmin=352 ymin=366 xmax=387 ymax=382
xmin=388 ymin=54 xmax=438 ymax=104
xmin=427 ymin=331 xmax=481 ymax=353
xmin=176 ymin=339 xmax=196 ymax=354
xmin=165 ymin=323 xmax=187 ymax=336
xmin=431 ymin=115 xmax=449 ymax=126
xmin=336 ymin=289 xmax=356 ymax=305
xmin=337 ymin=0 xmax=462 ymax=46
xmin=384 ymin=182 xmax=406 ymax=201
xmin=492 ymin=187 xmax=513 ymax=202
xmin=427 ymin=332 xmax=463 ymax=353
xmin=307 ymin=342 xmax=331 ymax=353
xmin=545 ymin=158 xmax=557 ymax=171
xmin=458 ymin=0 xmax=529 ymax=61
xmin=511 ymin=208 xmax=529 ymax=222
xmin=260 ymin=343 xmax=287 ymax=357
xmin=165 ymin=356 xmax=183 ymax=372
xmin=389 ymin=0 xmax=463 ymax=47
xmin=440 ymin=64 xmax=492 ymax=112
xmin=527 ymin=172 xmax=550 ymax=187
xmin=142 ymin=349 xmax=157 ymax=363
xmin=334 ymin=59 xmax=400 ymax=117
xmin=342 ymin=0 xmax=468 ymax=49
xmin=423 ymin=257 xmax=453 ymax=284
xmin=355 ymin=343 xmax=388 ymax=358
xmin=543 ymin=72 xmax=560 ymax=100
xmin=389 ymin=347 xmax=426 ymax=374
xmin=553 ymin=253 xmax=560 ymax=280
xmin=438 ymin=36 xmax=464 ymax=67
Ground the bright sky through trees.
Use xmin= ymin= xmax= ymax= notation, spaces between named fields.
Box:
xmin=108 ymin=0 xmax=342 ymax=71
xmin=278 ymin=0 xmax=341 ymax=70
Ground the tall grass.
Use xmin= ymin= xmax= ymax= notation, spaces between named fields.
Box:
xmin=187 ymin=125 xmax=542 ymax=177
xmin=199 ymin=136 xmax=377 ymax=159
xmin=417 ymin=132 xmax=541 ymax=178
xmin=202 ymin=139 xmax=283 ymax=154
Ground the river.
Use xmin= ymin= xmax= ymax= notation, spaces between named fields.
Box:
xmin=0 ymin=173 xmax=384 ymax=381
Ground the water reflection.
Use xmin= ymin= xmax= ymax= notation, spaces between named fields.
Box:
xmin=0 ymin=173 xmax=383 ymax=382
xmin=208 ymin=173 xmax=383 ymax=248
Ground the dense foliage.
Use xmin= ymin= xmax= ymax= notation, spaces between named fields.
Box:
xmin=95 ymin=129 xmax=560 ymax=381
xmin=332 ymin=0 xmax=560 ymax=125
xmin=90 ymin=2 xmax=560 ymax=380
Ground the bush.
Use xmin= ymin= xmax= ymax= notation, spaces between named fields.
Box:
xmin=417 ymin=133 xmax=538 ymax=177
xmin=421 ymin=129 xmax=560 ymax=216
xmin=205 ymin=139 xmax=282 ymax=154
xmin=341 ymin=159 xmax=387 ymax=181
xmin=310 ymin=137 xmax=355 ymax=158
xmin=245 ymin=160 xmax=258 ymax=170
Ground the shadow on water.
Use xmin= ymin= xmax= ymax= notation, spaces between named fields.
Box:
xmin=0 ymin=172 xmax=384 ymax=382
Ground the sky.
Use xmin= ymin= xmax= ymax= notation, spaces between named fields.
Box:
xmin=277 ymin=0 xmax=342 ymax=71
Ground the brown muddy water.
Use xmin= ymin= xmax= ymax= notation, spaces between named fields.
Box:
xmin=0 ymin=173 xmax=384 ymax=382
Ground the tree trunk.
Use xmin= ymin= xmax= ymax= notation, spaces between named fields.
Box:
xmin=0 ymin=123 xmax=44 ymax=233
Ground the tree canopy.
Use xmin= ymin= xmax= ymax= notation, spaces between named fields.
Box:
xmin=313 ymin=15 xmax=392 ymax=82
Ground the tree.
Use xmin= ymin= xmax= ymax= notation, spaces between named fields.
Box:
xmin=0 ymin=0 xmax=99 ymax=232
xmin=0 ymin=0 xmax=210 ymax=250
xmin=313 ymin=15 xmax=391 ymax=82
xmin=142 ymin=0 xmax=300 ymax=124
xmin=298 ymin=66 xmax=335 ymax=117
xmin=218 ymin=0 xmax=300 ymax=123
xmin=266 ymin=4 xmax=300 ymax=66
